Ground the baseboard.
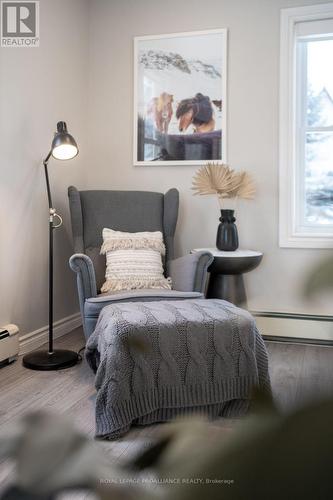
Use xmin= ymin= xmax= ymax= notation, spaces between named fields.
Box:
xmin=253 ymin=311 xmax=333 ymax=344
xmin=19 ymin=312 xmax=82 ymax=355
xmin=261 ymin=335 xmax=333 ymax=346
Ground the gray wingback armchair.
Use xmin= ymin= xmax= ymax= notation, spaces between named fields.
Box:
xmin=68 ymin=186 xmax=213 ymax=339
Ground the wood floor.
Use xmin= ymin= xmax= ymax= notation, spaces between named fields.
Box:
xmin=1 ymin=328 xmax=333 ymax=492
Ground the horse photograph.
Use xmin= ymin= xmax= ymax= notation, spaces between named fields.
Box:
xmin=134 ymin=29 xmax=227 ymax=165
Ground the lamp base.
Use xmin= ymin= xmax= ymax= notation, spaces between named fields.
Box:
xmin=22 ymin=349 xmax=79 ymax=371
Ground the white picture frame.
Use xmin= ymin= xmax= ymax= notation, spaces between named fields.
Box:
xmin=133 ymin=29 xmax=228 ymax=166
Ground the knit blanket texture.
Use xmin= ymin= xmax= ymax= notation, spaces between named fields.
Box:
xmin=85 ymin=299 xmax=271 ymax=438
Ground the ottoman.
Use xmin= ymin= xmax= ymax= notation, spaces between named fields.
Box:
xmin=86 ymin=299 xmax=271 ymax=439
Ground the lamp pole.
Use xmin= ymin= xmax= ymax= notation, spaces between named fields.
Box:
xmin=44 ymin=153 xmax=62 ymax=354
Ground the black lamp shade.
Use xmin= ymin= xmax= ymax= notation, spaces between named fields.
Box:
xmin=51 ymin=121 xmax=78 ymax=160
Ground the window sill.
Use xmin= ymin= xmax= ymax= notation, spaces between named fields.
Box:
xmin=279 ymin=232 xmax=333 ymax=249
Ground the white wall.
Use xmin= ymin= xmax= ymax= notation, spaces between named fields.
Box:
xmin=0 ymin=0 xmax=89 ymax=335
xmin=86 ymin=0 xmax=333 ymax=316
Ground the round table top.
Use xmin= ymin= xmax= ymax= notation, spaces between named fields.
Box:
xmin=192 ymin=248 xmax=263 ymax=258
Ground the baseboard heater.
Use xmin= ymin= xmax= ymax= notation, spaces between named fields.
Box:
xmin=252 ymin=311 xmax=333 ymax=346
xmin=0 ymin=324 xmax=19 ymax=367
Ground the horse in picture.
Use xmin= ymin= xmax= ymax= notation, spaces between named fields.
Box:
xmin=176 ymin=93 xmax=216 ymax=133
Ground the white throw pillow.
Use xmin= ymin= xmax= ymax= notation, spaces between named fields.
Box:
xmin=100 ymin=228 xmax=172 ymax=293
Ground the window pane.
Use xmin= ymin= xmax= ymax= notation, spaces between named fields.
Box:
xmin=307 ymin=39 xmax=333 ymax=127
xmin=305 ymin=132 xmax=333 ymax=225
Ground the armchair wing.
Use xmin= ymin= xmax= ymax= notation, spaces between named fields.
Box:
xmin=69 ymin=253 xmax=97 ymax=319
xmin=168 ymin=251 xmax=213 ymax=293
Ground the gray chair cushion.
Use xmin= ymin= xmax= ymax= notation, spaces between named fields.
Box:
xmin=85 ymin=290 xmax=204 ymax=319
xmin=80 ymin=190 xmax=165 ymax=247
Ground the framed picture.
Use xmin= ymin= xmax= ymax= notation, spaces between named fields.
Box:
xmin=133 ymin=29 xmax=228 ymax=166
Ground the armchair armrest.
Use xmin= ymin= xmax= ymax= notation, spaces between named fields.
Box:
xmin=168 ymin=251 xmax=213 ymax=293
xmin=69 ymin=253 xmax=97 ymax=308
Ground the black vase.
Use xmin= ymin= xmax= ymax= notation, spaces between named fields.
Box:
xmin=216 ymin=209 xmax=239 ymax=251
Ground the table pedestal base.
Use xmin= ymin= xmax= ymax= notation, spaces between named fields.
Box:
xmin=192 ymin=248 xmax=263 ymax=309
xmin=207 ymin=274 xmax=247 ymax=308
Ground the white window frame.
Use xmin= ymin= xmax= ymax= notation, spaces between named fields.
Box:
xmin=279 ymin=3 xmax=333 ymax=248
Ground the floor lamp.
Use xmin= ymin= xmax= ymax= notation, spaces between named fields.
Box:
xmin=23 ymin=122 xmax=79 ymax=370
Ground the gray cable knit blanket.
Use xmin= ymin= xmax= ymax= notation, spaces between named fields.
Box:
xmin=86 ymin=299 xmax=271 ymax=439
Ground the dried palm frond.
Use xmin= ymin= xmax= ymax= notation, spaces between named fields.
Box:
xmin=229 ymin=171 xmax=256 ymax=199
xmin=192 ymin=163 xmax=235 ymax=197
xmin=192 ymin=162 xmax=256 ymax=208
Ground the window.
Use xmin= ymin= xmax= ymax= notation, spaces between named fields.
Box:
xmin=280 ymin=4 xmax=333 ymax=248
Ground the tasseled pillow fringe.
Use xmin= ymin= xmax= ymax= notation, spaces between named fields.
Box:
xmin=101 ymin=277 xmax=172 ymax=293
xmin=101 ymin=237 xmax=166 ymax=255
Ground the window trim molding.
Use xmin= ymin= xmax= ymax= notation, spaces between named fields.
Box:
xmin=279 ymin=3 xmax=333 ymax=249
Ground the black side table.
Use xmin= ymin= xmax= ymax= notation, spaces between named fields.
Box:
xmin=192 ymin=248 xmax=263 ymax=308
